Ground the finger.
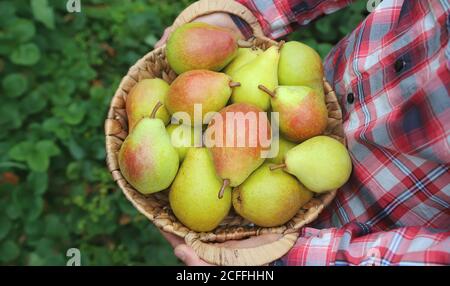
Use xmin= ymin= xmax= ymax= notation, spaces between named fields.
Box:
xmin=174 ymin=244 xmax=211 ymax=266
xmin=155 ymin=27 xmax=173 ymax=49
xmin=159 ymin=229 xmax=185 ymax=248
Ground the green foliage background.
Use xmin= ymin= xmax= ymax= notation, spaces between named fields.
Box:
xmin=0 ymin=0 xmax=367 ymax=265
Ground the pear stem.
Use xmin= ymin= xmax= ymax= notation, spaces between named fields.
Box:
xmin=278 ymin=40 xmax=286 ymax=51
xmin=258 ymin=85 xmax=276 ymax=98
xmin=218 ymin=179 xmax=230 ymax=199
xmin=229 ymin=81 xmax=241 ymax=88
xmin=150 ymin=101 xmax=163 ymax=119
xmin=270 ymin=163 xmax=286 ymax=171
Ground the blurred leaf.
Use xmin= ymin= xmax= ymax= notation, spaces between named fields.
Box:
xmin=8 ymin=19 xmax=36 ymax=43
xmin=8 ymin=141 xmax=34 ymax=162
xmin=2 ymin=73 xmax=28 ymax=98
xmin=20 ymin=90 xmax=48 ymax=115
xmin=28 ymin=253 xmax=45 ymax=266
xmin=26 ymin=196 xmax=44 ymax=221
xmin=10 ymin=43 xmax=41 ymax=66
xmin=144 ymin=34 xmax=158 ymax=47
xmin=44 ymin=215 xmax=68 ymax=239
xmin=0 ymin=216 xmax=12 ymax=240
xmin=36 ymin=140 xmax=60 ymax=157
xmin=31 ymin=0 xmax=55 ymax=29
xmin=27 ymin=172 xmax=48 ymax=195
xmin=53 ymin=102 xmax=87 ymax=125
xmin=0 ymin=240 xmax=20 ymax=262
xmin=6 ymin=203 xmax=21 ymax=220
xmin=66 ymin=161 xmax=81 ymax=180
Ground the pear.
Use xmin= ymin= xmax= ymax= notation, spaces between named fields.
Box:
xmin=204 ymin=103 xmax=271 ymax=189
xmin=278 ymin=41 xmax=324 ymax=95
xmin=267 ymin=136 xmax=296 ymax=164
xmin=260 ymin=85 xmax=328 ymax=142
xmin=271 ymin=136 xmax=352 ymax=193
xmin=126 ymin=78 xmax=170 ymax=131
xmin=166 ymin=22 xmax=238 ymax=74
xmin=166 ymin=124 xmax=195 ymax=161
xmin=230 ymin=45 xmax=280 ymax=111
xmin=223 ymin=47 xmax=262 ymax=76
xmin=233 ymin=163 xmax=313 ymax=227
xmin=119 ymin=103 xmax=179 ymax=194
xmin=169 ymin=148 xmax=232 ymax=232
xmin=165 ymin=70 xmax=239 ymax=125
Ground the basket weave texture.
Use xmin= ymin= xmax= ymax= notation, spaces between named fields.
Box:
xmin=105 ymin=0 xmax=345 ymax=266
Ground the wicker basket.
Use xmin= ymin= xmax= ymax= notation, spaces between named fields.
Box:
xmin=105 ymin=0 xmax=344 ymax=266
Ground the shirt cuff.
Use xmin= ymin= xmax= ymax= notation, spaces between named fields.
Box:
xmin=230 ymin=14 xmax=254 ymax=39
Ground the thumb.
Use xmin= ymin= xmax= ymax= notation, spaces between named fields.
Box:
xmin=174 ymin=244 xmax=211 ymax=266
xmin=155 ymin=26 xmax=173 ymax=49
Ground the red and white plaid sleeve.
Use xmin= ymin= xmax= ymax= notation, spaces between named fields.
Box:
xmin=234 ymin=0 xmax=353 ymax=38
xmin=281 ymin=223 xmax=450 ymax=266
xmin=234 ymin=0 xmax=450 ymax=266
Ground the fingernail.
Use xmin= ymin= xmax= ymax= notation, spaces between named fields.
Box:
xmin=174 ymin=247 xmax=186 ymax=262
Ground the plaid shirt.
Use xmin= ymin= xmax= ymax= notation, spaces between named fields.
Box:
xmin=232 ymin=0 xmax=450 ymax=266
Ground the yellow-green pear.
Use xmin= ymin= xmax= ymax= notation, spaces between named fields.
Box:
xmin=169 ymin=148 xmax=232 ymax=232
xmin=267 ymin=136 xmax=296 ymax=164
xmin=119 ymin=103 xmax=179 ymax=195
xmin=230 ymin=45 xmax=280 ymax=111
xmin=260 ymin=85 xmax=328 ymax=142
xmin=279 ymin=41 xmax=324 ymax=94
xmin=223 ymin=47 xmax=262 ymax=76
xmin=126 ymin=78 xmax=170 ymax=131
xmin=166 ymin=124 xmax=195 ymax=161
xmin=165 ymin=70 xmax=237 ymax=125
xmin=166 ymin=23 xmax=238 ymax=74
xmin=272 ymin=136 xmax=352 ymax=193
xmin=233 ymin=163 xmax=313 ymax=227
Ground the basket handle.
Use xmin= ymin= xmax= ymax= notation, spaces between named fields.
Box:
xmin=184 ymin=231 xmax=299 ymax=266
xmin=172 ymin=0 xmax=265 ymax=37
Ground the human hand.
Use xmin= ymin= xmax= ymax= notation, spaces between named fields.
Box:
xmin=154 ymin=12 xmax=244 ymax=49
xmin=160 ymin=230 xmax=283 ymax=266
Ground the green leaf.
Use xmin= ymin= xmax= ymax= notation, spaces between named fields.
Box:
xmin=5 ymin=204 xmax=21 ymax=220
xmin=144 ymin=34 xmax=157 ymax=47
xmin=2 ymin=73 xmax=28 ymax=98
xmin=8 ymin=141 xmax=34 ymax=162
xmin=45 ymin=215 xmax=67 ymax=239
xmin=0 ymin=102 xmax=24 ymax=129
xmin=27 ymin=151 xmax=49 ymax=172
xmin=66 ymin=139 xmax=85 ymax=160
xmin=66 ymin=161 xmax=81 ymax=180
xmin=0 ymin=2 xmax=16 ymax=19
xmin=27 ymin=172 xmax=48 ymax=195
xmin=25 ymin=219 xmax=44 ymax=238
xmin=36 ymin=140 xmax=60 ymax=157
xmin=42 ymin=118 xmax=71 ymax=140
xmin=8 ymin=19 xmax=36 ymax=43
xmin=0 ymin=216 xmax=12 ymax=240
xmin=28 ymin=253 xmax=45 ymax=266
xmin=54 ymin=102 xmax=87 ymax=125
xmin=0 ymin=240 xmax=20 ymax=262
xmin=31 ymin=0 xmax=55 ymax=30
xmin=20 ymin=90 xmax=47 ymax=115
xmin=10 ymin=43 xmax=41 ymax=66
xmin=26 ymin=196 xmax=44 ymax=221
